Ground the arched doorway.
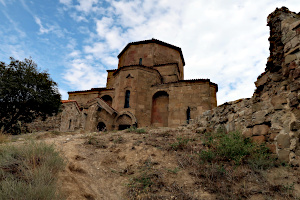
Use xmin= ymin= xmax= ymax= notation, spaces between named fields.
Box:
xmin=151 ymin=91 xmax=169 ymax=127
xmin=101 ymin=95 xmax=113 ymax=106
xmin=97 ymin=122 xmax=106 ymax=131
xmin=116 ymin=114 xmax=132 ymax=130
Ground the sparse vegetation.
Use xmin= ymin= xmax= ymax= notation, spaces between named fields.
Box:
xmin=126 ymin=126 xmax=146 ymax=134
xmin=0 ymin=141 xmax=65 ymax=200
xmin=199 ymin=131 xmax=275 ymax=168
xmin=169 ymin=137 xmax=190 ymax=151
xmin=84 ymin=136 xmax=107 ymax=148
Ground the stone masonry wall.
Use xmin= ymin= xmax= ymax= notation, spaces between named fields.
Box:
xmin=190 ymin=7 xmax=300 ymax=164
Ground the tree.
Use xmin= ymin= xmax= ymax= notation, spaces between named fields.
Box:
xmin=0 ymin=57 xmax=61 ymax=134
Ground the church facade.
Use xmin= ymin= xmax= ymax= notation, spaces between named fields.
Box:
xmin=60 ymin=39 xmax=218 ymax=132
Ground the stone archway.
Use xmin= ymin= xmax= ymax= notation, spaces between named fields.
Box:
xmin=151 ymin=91 xmax=169 ymax=127
xmin=116 ymin=114 xmax=132 ymax=130
xmin=97 ymin=122 xmax=106 ymax=131
xmin=101 ymin=95 xmax=113 ymax=107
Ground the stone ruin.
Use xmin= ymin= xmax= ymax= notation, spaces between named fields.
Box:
xmin=189 ymin=7 xmax=300 ymax=164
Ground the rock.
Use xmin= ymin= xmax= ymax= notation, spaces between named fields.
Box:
xmin=288 ymin=92 xmax=299 ymax=107
xmin=277 ymin=149 xmax=290 ymax=163
xmin=276 ymin=133 xmax=290 ymax=149
xmin=290 ymin=121 xmax=300 ymax=131
xmin=271 ymin=96 xmax=287 ymax=110
xmin=252 ymin=136 xmax=266 ymax=144
xmin=252 ymin=110 xmax=268 ymax=125
xmin=196 ymin=127 xmax=206 ymax=134
xmin=253 ymin=124 xmax=270 ymax=136
xmin=269 ymin=133 xmax=278 ymax=141
xmin=290 ymin=138 xmax=298 ymax=150
xmin=242 ymin=128 xmax=253 ymax=138
xmin=266 ymin=143 xmax=277 ymax=154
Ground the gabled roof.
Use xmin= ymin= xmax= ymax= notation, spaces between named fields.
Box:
xmin=118 ymin=38 xmax=185 ymax=66
xmin=61 ymin=100 xmax=81 ymax=112
xmin=86 ymin=97 xmax=117 ymax=116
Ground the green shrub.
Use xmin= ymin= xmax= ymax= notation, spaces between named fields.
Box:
xmin=170 ymin=137 xmax=190 ymax=150
xmin=0 ymin=141 xmax=65 ymax=200
xmin=200 ymin=131 xmax=274 ymax=167
xmin=216 ymin=131 xmax=253 ymax=164
xmin=247 ymin=144 xmax=275 ymax=170
xmin=199 ymin=149 xmax=216 ymax=163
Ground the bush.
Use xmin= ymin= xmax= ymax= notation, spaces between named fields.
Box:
xmin=200 ymin=131 xmax=274 ymax=167
xmin=170 ymin=137 xmax=190 ymax=151
xmin=0 ymin=141 xmax=65 ymax=199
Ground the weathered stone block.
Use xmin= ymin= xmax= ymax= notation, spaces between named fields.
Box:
xmin=290 ymin=121 xmax=300 ymax=131
xmin=285 ymin=54 xmax=297 ymax=64
xmin=276 ymin=133 xmax=290 ymax=149
xmin=271 ymin=96 xmax=287 ymax=110
xmin=255 ymin=74 xmax=269 ymax=88
xmin=242 ymin=128 xmax=253 ymax=138
xmin=277 ymin=149 xmax=290 ymax=163
xmin=266 ymin=143 xmax=277 ymax=154
xmin=269 ymin=133 xmax=278 ymax=142
xmin=252 ymin=135 xmax=266 ymax=144
xmin=253 ymin=124 xmax=270 ymax=136
xmin=290 ymin=138 xmax=298 ymax=150
xmin=252 ymin=110 xmax=268 ymax=125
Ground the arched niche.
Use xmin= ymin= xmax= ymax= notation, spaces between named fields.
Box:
xmin=151 ymin=91 xmax=169 ymax=127
xmin=101 ymin=95 xmax=113 ymax=107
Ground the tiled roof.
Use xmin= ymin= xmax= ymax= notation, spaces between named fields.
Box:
xmin=61 ymin=100 xmax=81 ymax=111
xmin=61 ymin=100 xmax=77 ymax=103
xmin=68 ymin=87 xmax=114 ymax=94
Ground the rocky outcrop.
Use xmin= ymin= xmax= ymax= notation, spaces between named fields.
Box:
xmin=191 ymin=7 xmax=300 ymax=165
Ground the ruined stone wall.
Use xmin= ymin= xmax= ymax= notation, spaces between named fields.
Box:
xmin=191 ymin=7 xmax=300 ymax=164
xmin=27 ymin=114 xmax=62 ymax=132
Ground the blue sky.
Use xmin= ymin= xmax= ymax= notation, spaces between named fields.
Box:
xmin=1 ymin=0 xmax=300 ymax=104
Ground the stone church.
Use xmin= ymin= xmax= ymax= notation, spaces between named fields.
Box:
xmin=60 ymin=39 xmax=218 ymax=132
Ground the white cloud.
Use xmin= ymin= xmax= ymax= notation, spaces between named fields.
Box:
xmin=59 ymin=0 xmax=72 ymax=6
xmin=63 ymin=58 xmax=107 ymax=90
xmin=34 ymin=16 xmax=65 ymax=37
xmin=75 ymin=0 xmax=98 ymax=13
xmin=58 ymin=88 xmax=68 ymax=100
xmin=34 ymin=16 xmax=52 ymax=34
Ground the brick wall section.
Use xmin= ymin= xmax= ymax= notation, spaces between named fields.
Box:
xmin=191 ymin=7 xmax=300 ymax=164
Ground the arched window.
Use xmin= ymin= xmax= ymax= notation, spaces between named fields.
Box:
xmin=124 ymin=90 xmax=130 ymax=108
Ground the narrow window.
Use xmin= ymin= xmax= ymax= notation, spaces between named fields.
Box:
xmin=69 ymin=119 xmax=72 ymax=129
xmin=186 ymin=107 xmax=191 ymax=124
xmin=139 ymin=58 xmax=142 ymax=65
xmin=124 ymin=90 xmax=130 ymax=108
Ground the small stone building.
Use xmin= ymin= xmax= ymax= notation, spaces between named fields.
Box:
xmin=60 ymin=39 xmax=218 ymax=131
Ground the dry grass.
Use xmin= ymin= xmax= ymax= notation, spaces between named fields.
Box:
xmin=0 ymin=141 xmax=65 ymax=200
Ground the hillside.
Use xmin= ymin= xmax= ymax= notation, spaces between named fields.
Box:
xmin=4 ymin=127 xmax=300 ymax=200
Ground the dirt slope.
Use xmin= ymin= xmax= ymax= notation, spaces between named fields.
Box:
xmin=19 ymin=128 xmax=300 ymax=200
